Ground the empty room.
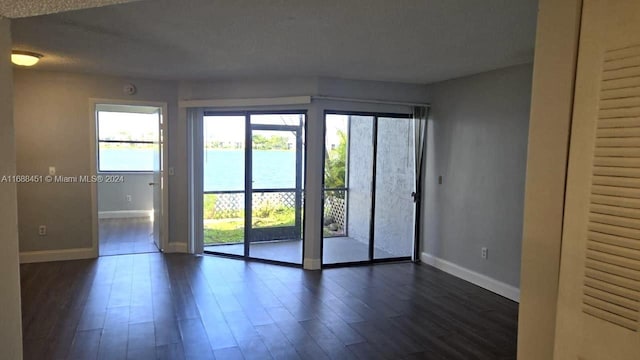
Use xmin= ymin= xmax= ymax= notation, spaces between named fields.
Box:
xmin=2 ymin=0 xmax=637 ymax=359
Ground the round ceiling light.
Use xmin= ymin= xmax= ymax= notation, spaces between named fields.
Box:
xmin=11 ymin=50 xmax=43 ymax=67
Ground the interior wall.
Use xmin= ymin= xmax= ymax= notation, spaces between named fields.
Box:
xmin=97 ymin=173 xmax=153 ymax=213
xmin=317 ymin=77 xmax=430 ymax=104
xmin=0 ymin=16 xmax=24 ymax=359
xmin=181 ymin=77 xmax=320 ymax=100
xmin=422 ymin=64 xmax=533 ymax=289
xmin=13 ymin=70 xmax=183 ymax=253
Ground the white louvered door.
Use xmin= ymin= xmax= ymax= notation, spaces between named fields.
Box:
xmin=554 ymin=1 xmax=640 ymax=359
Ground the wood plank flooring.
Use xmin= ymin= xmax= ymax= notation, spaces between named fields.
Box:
xmin=204 ymin=237 xmax=396 ymax=264
xmin=20 ymin=253 xmax=518 ymax=359
xmin=99 ymin=218 xmax=158 ymax=256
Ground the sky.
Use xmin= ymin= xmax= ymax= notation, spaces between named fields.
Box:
xmin=203 ymin=113 xmax=348 ymax=148
xmin=98 ymin=111 xmax=160 ymax=141
xmin=98 ymin=111 xmax=348 ymax=147
xmin=325 ymin=114 xmax=348 ymax=148
xmin=203 ymin=114 xmax=304 ymax=144
xmin=203 ymin=115 xmax=245 ymax=143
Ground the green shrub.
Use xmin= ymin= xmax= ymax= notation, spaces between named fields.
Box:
xmin=324 ymin=130 xmax=347 ymax=191
xmin=254 ymin=200 xmax=273 ymax=218
xmin=203 ymin=194 xmax=218 ymax=219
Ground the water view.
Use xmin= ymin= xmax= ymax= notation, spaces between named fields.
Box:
xmin=204 ymin=149 xmax=296 ymax=191
xmin=99 ymin=148 xmax=297 ymax=190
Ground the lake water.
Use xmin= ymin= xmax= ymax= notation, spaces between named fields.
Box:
xmin=100 ymin=149 xmax=297 ymax=191
xmin=204 ymin=149 xmax=297 ymax=191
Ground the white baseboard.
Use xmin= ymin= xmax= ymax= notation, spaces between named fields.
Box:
xmin=304 ymin=258 xmax=321 ymax=270
xmin=98 ymin=210 xmax=152 ymax=219
xmin=20 ymin=247 xmax=97 ymax=264
xmin=420 ymin=252 xmax=520 ymax=302
xmin=164 ymin=242 xmax=188 ymax=253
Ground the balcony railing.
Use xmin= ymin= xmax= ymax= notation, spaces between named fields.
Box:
xmin=203 ymin=189 xmax=302 ymax=245
xmin=203 ymin=187 xmax=348 ymax=244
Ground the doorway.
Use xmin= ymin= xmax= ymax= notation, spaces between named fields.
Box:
xmin=93 ymin=103 xmax=166 ymax=256
xmin=203 ymin=112 xmax=305 ymax=265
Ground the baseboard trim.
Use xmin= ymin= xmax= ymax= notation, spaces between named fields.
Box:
xmin=98 ymin=210 xmax=152 ymax=219
xmin=20 ymin=247 xmax=97 ymax=264
xmin=164 ymin=242 xmax=188 ymax=253
xmin=420 ymin=252 xmax=520 ymax=302
xmin=304 ymin=258 xmax=321 ymax=270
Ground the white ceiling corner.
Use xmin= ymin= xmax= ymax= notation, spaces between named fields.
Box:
xmin=0 ymin=0 xmax=142 ymax=18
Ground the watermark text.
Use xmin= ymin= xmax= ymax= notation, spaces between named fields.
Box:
xmin=0 ymin=175 xmax=125 ymax=183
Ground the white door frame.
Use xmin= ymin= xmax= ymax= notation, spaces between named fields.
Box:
xmin=89 ymin=98 xmax=169 ymax=256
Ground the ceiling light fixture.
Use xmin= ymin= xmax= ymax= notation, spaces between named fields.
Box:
xmin=11 ymin=50 xmax=43 ymax=67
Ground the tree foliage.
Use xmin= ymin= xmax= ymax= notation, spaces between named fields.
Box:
xmin=252 ymin=134 xmax=290 ymax=150
xmin=324 ymin=130 xmax=347 ymax=189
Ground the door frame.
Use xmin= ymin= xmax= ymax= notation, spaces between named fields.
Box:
xmin=89 ymin=98 xmax=169 ymax=256
xmin=321 ymin=110 xmax=414 ymax=267
xmin=201 ymin=110 xmax=307 ymax=265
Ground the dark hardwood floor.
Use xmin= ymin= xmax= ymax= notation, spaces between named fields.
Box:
xmin=20 ymin=253 xmax=518 ymax=359
xmin=99 ymin=218 xmax=159 ymax=256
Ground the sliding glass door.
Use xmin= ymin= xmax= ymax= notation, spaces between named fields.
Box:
xmin=373 ymin=117 xmax=415 ymax=259
xmin=203 ymin=112 xmax=305 ymax=265
xmin=323 ymin=114 xmax=374 ymax=264
xmin=249 ymin=114 xmax=304 ymax=263
xmin=322 ymin=112 xmax=415 ymax=265
xmin=203 ymin=115 xmax=246 ymax=256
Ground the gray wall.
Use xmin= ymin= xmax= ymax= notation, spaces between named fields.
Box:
xmin=0 ymin=16 xmax=24 ymax=359
xmin=181 ymin=76 xmax=430 ymax=104
xmin=181 ymin=77 xmax=319 ymax=100
xmin=13 ymin=70 xmax=184 ymax=252
xmin=422 ymin=64 xmax=532 ymax=287
xmin=318 ymin=77 xmax=430 ymax=104
xmin=97 ymin=173 xmax=153 ymax=213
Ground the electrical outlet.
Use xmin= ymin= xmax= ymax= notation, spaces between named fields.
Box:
xmin=168 ymin=167 xmax=175 ymax=176
xmin=38 ymin=225 xmax=47 ymax=236
xmin=126 ymin=195 xmax=132 ymax=202
xmin=481 ymin=247 xmax=488 ymax=260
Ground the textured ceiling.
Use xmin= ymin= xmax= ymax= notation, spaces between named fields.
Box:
xmin=0 ymin=0 xmax=142 ymax=18
xmin=10 ymin=0 xmax=538 ymax=84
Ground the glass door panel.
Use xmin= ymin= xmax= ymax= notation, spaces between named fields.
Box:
xmin=373 ymin=117 xmax=415 ymax=259
xmin=323 ymin=114 xmax=374 ymax=264
xmin=202 ymin=115 xmax=246 ymax=256
xmin=251 ymin=130 xmax=297 ymax=188
xmin=249 ymin=125 xmax=303 ymax=264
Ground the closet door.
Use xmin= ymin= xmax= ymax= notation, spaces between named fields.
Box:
xmin=554 ymin=1 xmax=640 ymax=358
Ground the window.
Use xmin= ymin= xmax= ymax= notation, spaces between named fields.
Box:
xmin=97 ymin=108 xmax=160 ymax=172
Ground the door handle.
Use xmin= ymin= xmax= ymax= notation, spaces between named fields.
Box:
xmin=148 ymin=182 xmax=156 ymax=186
